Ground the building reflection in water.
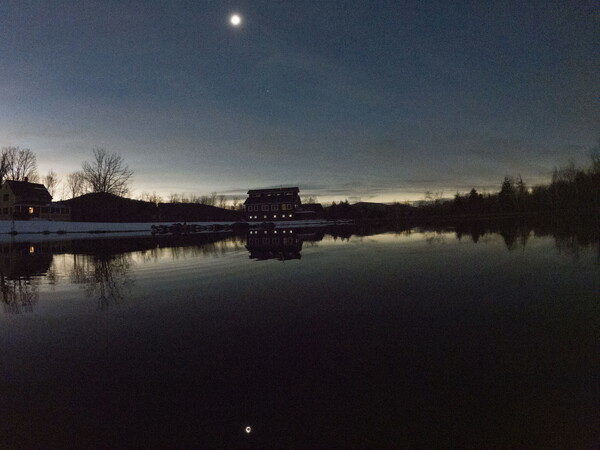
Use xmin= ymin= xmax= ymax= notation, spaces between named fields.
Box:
xmin=245 ymin=228 xmax=326 ymax=261
xmin=0 ymin=242 xmax=52 ymax=314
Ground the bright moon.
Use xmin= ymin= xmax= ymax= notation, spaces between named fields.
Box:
xmin=230 ymin=14 xmax=241 ymax=26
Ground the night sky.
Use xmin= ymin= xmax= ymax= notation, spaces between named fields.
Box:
xmin=0 ymin=0 xmax=597 ymax=202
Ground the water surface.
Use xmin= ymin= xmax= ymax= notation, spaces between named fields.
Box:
xmin=0 ymin=226 xmax=598 ymax=448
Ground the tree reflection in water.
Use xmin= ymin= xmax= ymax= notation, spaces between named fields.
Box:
xmin=1 ymin=276 xmax=39 ymax=314
xmin=0 ymin=243 xmax=50 ymax=314
xmin=70 ymin=253 xmax=134 ymax=310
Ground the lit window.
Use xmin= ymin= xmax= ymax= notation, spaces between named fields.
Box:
xmin=288 ymin=214 xmax=292 ymax=218
xmin=28 ymin=207 xmax=34 ymax=214
xmin=274 ymin=230 xmax=277 ymax=234
xmin=273 ymin=215 xmax=277 ymax=218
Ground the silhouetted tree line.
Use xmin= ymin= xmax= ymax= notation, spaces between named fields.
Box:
xmin=324 ymin=200 xmax=414 ymax=221
xmin=421 ymin=154 xmax=600 ymax=220
xmin=325 ymin=155 xmax=599 ymax=223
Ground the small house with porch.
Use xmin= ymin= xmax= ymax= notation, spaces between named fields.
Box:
xmin=0 ymin=179 xmax=71 ymax=221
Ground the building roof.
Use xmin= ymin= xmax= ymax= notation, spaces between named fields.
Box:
xmin=244 ymin=195 xmax=300 ymax=205
xmin=247 ymin=187 xmax=299 ymax=195
xmin=244 ymin=187 xmax=300 ymax=205
xmin=4 ymin=180 xmax=52 ymax=203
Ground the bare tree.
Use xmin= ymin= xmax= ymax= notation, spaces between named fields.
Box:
xmin=168 ymin=193 xmax=180 ymax=203
xmin=44 ymin=169 xmax=61 ymax=198
xmin=302 ymin=195 xmax=318 ymax=204
xmin=217 ymin=194 xmax=226 ymax=208
xmin=231 ymin=197 xmax=240 ymax=210
xmin=424 ymin=191 xmax=444 ymax=205
xmin=65 ymin=171 xmax=87 ymax=198
xmin=82 ymin=148 xmax=133 ymax=196
xmin=138 ymin=191 xmax=162 ymax=205
xmin=0 ymin=149 xmax=11 ymax=183
xmin=209 ymin=192 xmax=217 ymax=207
xmin=1 ymin=146 xmax=38 ymax=182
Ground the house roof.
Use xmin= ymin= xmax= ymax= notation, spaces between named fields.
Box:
xmin=4 ymin=180 xmax=52 ymax=203
xmin=247 ymin=187 xmax=299 ymax=195
xmin=244 ymin=187 xmax=300 ymax=205
xmin=244 ymin=195 xmax=300 ymax=205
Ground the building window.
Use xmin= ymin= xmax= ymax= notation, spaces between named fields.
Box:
xmin=273 ymin=215 xmax=277 ymax=218
xmin=29 ymin=207 xmax=34 ymax=214
xmin=2 ymin=208 xmax=6 ymax=215
xmin=271 ymin=204 xmax=278 ymax=210
xmin=261 ymin=205 xmax=269 ymax=211
xmin=2 ymin=194 xmax=8 ymax=201
xmin=286 ymin=204 xmax=291 ymax=209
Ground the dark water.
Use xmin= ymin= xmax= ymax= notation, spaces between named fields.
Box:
xmin=0 ymin=226 xmax=598 ymax=448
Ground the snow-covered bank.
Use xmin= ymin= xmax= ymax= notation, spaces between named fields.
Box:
xmin=0 ymin=218 xmax=352 ymax=237
xmin=0 ymin=220 xmax=235 ymax=235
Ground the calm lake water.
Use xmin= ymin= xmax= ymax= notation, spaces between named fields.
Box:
xmin=0 ymin=225 xmax=598 ymax=448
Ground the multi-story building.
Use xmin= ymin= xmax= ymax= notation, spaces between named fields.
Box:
xmin=244 ymin=187 xmax=301 ymax=221
xmin=0 ymin=179 xmax=71 ymax=221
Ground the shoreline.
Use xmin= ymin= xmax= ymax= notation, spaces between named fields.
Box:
xmin=0 ymin=219 xmax=354 ymax=242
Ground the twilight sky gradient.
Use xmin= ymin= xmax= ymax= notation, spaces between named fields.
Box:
xmin=0 ymin=0 xmax=597 ymax=202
